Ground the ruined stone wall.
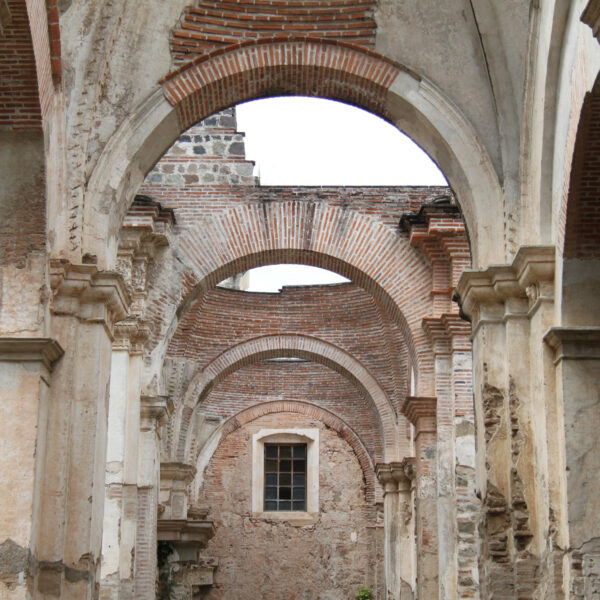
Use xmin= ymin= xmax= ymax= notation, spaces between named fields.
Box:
xmin=199 ymin=360 xmax=384 ymax=464
xmin=0 ymin=0 xmax=42 ymax=130
xmin=167 ymin=283 xmax=408 ymax=415
xmin=199 ymin=411 xmax=383 ymax=600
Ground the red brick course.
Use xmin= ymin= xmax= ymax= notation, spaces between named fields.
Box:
xmin=171 ymin=0 xmax=377 ymax=66
xmin=0 ymin=0 xmax=42 ymax=130
xmin=137 ymin=185 xmax=455 ymax=396
xmin=161 ymin=39 xmax=410 ymax=130
xmin=564 ymin=89 xmax=600 ymax=259
xmin=206 ymin=398 xmax=378 ymax=502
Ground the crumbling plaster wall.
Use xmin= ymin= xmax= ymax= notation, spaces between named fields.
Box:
xmin=199 ymin=411 xmax=383 ymax=600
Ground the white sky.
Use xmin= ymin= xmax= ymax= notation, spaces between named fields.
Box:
xmin=235 ymin=96 xmax=446 ymax=186
xmin=230 ymin=97 xmax=447 ymax=291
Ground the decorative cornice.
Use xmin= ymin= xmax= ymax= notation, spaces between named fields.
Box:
xmin=544 ymin=327 xmax=600 ymax=363
xmin=375 ymin=461 xmax=412 ymax=492
xmin=422 ymin=314 xmax=472 ymax=353
xmin=50 ymin=261 xmax=130 ymax=328
xmin=161 ymin=462 xmax=197 ymax=484
xmin=113 ymin=318 xmax=153 ymax=353
xmin=157 ymin=519 xmax=215 ymax=546
xmin=402 ymin=396 xmax=437 ymax=430
xmin=0 ymin=338 xmax=64 ymax=372
xmin=454 ymin=246 xmax=555 ymax=324
xmin=140 ymin=395 xmax=173 ymax=427
xmin=583 ymin=0 xmax=600 ymax=40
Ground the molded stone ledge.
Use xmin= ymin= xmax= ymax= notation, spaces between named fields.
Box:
xmin=0 ymin=337 xmax=64 ymax=371
xmin=112 ymin=317 xmax=153 ymax=353
xmin=50 ymin=261 xmax=130 ymax=327
xmin=422 ymin=314 xmax=472 ymax=354
xmin=157 ymin=519 xmax=215 ymax=546
xmin=544 ymin=327 xmax=600 ymax=362
xmin=140 ymin=395 xmax=172 ymax=427
xmin=376 ymin=460 xmax=413 ymax=492
xmin=402 ymin=396 xmax=437 ymax=433
xmin=455 ymin=245 xmax=555 ymax=324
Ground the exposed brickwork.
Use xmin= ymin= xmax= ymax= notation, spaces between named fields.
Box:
xmin=24 ymin=0 xmax=60 ymax=121
xmin=204 ymin=362 xmax=383 ymax=464
xmin=0 ymin=133 xmax=46 ymax=267
xmin=166 ymin=332 xmax=402 ymax=465
xmin=206 ymin=398 xmax=379 ymax=502
xmin=0 ymin=0 xmax=42 ymax=130
xmin=138 ymin=183 xmax=454 ymax=394
xmin=168 ymin=284 xmax=408 ymax=417
xmin=161 ymin=39 xmax=407 ymax=130
xmin=171 ymin=0 xmax=377 ymax=67
xmin=564 ymin=88 xmax=600 ymax=259
xmin=200 ymin=412 xmax=382 ymax=599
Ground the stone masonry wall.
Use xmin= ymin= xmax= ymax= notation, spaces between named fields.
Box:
xmin=199 ymin=411 xmax=383 ymax=600
xmin=199 ymin=359 xmax=384 ymax=463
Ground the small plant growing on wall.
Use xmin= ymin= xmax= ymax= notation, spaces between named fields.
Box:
xmin=356 ymin=587 xmax=372 ymax=600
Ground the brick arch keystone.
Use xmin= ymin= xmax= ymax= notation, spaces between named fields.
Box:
xmin=172 ymin=334 xmax=402 ymax=462
xmin=85 ymin=39 xmax=504 ymax=270
xmin=193 ymin=400 xmax=380 ymax=504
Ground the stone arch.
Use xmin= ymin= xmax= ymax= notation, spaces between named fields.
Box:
xmin=149 ymin=199 xmax=433 ymax=395
xmin=193 ymin=400 xmax=380 ymax=504
xmin=172 ymin=334 xmax=400 ymax=462
xmin=560 ymin=74 xmax=600 ymax=325
xmin=84 ymin=38 xmax=503 ymax=270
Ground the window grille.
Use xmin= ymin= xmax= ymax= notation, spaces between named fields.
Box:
xmin=264 ymin=444 xmax=307 ymax=511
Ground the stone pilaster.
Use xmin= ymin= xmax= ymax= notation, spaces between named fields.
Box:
xmin=545 ymin=327 xmax=600 ymax=598
xmin=157 ymin=463 xmax=216 ymax=599
xmin=422 ymin=315 xmax=478 ymax=599
xmin=100 ymin=321 xmax=152 ymax=600
xmin=33 ymin=261 xmax=129 ymax=599
xmin=0 ymin=338 xmax=63 ymax=598
xmin=402 ymin=396 xmax=438 ymax=600
xmin=455 ymin=245 xmax=557 ymax=599
xmin=134 ymin=395 xmax=171 ymax=599
xmin=375 ymin=461 xmax=416 ymax=600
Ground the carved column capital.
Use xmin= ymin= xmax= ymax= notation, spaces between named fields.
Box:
xmin=0 ymin=337 xmax=64 ymax=372
xmin=455 ymin=245 xmax=554 ymax=331
xmin=50 ymin=260 xmax=131 ymax=333
xmin=376 ymin=461 xmax=412 ymax=493
xmin=544 ymin=327 xmax=600 ymax=363
xmin=140 ymin=395 xmax=173 ymax=429
xmin=402 ymin=396 xmax=437 ymax=434
xmin=422 ymin=314 xmax=472 ymax=354
xmin=113 ymin=318 xmax=153 ymax=353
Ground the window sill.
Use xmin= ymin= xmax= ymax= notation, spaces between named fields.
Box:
xmin=252 ymin=511 xmax=317 ymax=527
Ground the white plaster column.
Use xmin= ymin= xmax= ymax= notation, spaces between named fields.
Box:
xmin=545 ymin=328 xmax=600 ymax=597
xmin=134 ymin=396 xmax=170 ymax=600
xmin=402 ymin=396 xmax=438 ymax=600
xmin=375 ymin=460 xmax=415 ymax=600
xmin=0 ymin=339 xmax=63 ymax=599
xmin=456 ymin=246 xmax=559 ymax=599
xmin=100 ymin=320 xmax=150 ymax=600
xmin=423 ymin=315 xmax=478 ymax=599
xmin=33 ymin=262 xmax=129 ymax=599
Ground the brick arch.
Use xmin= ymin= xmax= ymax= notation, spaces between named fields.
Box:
xmin=193 ymin=400 xmax=379 ymax=504
xmin=172 ymin=334 xmax=402 ymax=462
xmin=560 ymin=74 xmax=600 ymax=326
xmin=85 ymin=39 xmax=504 ymax=270
xmin=150 ymin=199 xmax=434 ymax=396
